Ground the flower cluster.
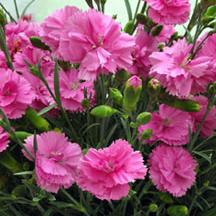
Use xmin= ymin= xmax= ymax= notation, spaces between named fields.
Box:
xmin=0 ymin=0 xmax=216 ymax=209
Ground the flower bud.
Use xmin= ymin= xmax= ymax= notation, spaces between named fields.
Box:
xmin=90 ymin=105 xmax=118 ymax=118
xmin=30 ymin=36 xmax=50 ymax=51
xmin=147 ymin=78 xmax=161 ymax=93
xmin=141 ymin=129 xmax=152 ymax=140
xmin=159 ymin=193 xmax=173 ymax=204
xmin=81 ymin=98 xmax=90 ymax=109
xmin=26 ymin=108 xmax=50 ymax=131
xmin=136 ymin=112 xmax=152 ymax=125
xmin=123 ymin=76 xmax=142 ymax=112
xmin=148 ymin=203 xmax=158 ymax=213
xmin=208 ymin=82 xmax=216 ymax=95
xmin=109 ymin=88 xmax=123 ymax=105
xmin=115 ymin=70 xmax=130 ymax=83
xmin=10 ymin=131 xmax=32 ymax=141
xmin=151 ymin=25 xmax=163 ymax=36
xmin=167 ymin=205 xmax=188 ymax=216
xmin=124 ymin=20 xmax=134 ymax=35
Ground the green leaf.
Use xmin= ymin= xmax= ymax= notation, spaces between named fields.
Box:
xmin=54 ymin=61 xmax=61 ymax=106
xmin=37 ymin=104 xmax=56 ymax=116
xmin=193 ymin=150 xmax=212 ymax=164
xmin=124 ymin=0 xmax=133 ymax=20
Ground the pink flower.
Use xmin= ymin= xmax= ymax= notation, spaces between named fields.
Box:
xmin=0 ymin=127 xmax=9 ymax=153
xmin=14 ymin=46 xmax=54 ymax=109
xmin=131 ymin=25 xmax=174 ymax=77
xmin=0 ymin=69 xmax=35 ymax=119
xmin=145 ymin=0 xmax=190 ymax=25
xmin=0 ymin=51 xmax=8 ymax=69
xmin=131 ymin=26 xmax=158 ymax=77
xmin=40 ymin=6 xmax=80 ymax=58
xmin=149 ymin=39 xmax=214 ymax=98
xmin=138 ymin=104 xmax=192 ymax=145
xmin=5 ymin=20 xmax=40 ymax=56
xmin=48 ymin=69 xmax=95 ymax=112
xmin=149 ymin=144 xmax=197 ymax=197
xmin=23 ymin=131 xmax=82 ymax=193
xmin=191 ymin=96 xmax=216 ymax=137
xmin=59 ymin=9 xmax=134 ymax=81
xmin=77 ymin=139 xmax=147 ymax=200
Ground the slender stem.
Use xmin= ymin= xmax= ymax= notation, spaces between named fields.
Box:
xmin=21 ymin=0 xmax=36 ymax=16
xmin=13 ymin=0 xmax=19 ymax=19
xmin=124 ymin=0 xmax=133 ymax=21
xmin=0 ymin=26 xmax=14 ymax=69
xmin=0 ymin=3 xmax=17 ymax=22
xmin=133 ymin=0 xmax=141 ymax=22
xmin=61 ymin=189 xmax=90 ymax=216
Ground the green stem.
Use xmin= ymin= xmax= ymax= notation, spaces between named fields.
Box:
xmin=21 ymin=0 xmax=36 ymax=16
xmin=61 ymin=189 xmax=90 ymax=216
xmin=133 ymin=0 xmax=141 ymax=23
xmin=124 ymin=0 xmax=133 ymax=21
xmin=0 ymin=3 xmax=17 ymax=22
xmin=13 ymin=0 xmax=19 ymax=19
xmin=0 ymin=26 xmax=14 ymax=69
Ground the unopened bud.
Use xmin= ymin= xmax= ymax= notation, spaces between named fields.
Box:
xmin=30 ymin=36 xmax=50 ymax=51
xmin=123 ymin=76 xmax=142 ymax=112
xmin=90 ymin=105 xmax=118 ymax=118
xmin=149 ymin=203 xmax=158 ymax=213
xmin=167 ymin=205 xmax=188 ymax=216
xmin=151 ymin=25 xmax=163 ymax=36
xmin=109 ymin=88 xmax=123 ymax=105
xmin=141 ymin=129 xmax=152 ymax=140
xmin=124 ymin=20 xmax=134 ymax=35
xmin=136 ymin=112 xmax=152 ymax=125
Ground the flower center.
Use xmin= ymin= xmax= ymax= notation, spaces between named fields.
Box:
xmin=49 ymin=151 xmax=64 ymax=161
xmin=2 ymin=82 xmax=17 ymax=97
xmin=162 ymin=118 xmax=171 ymax=126
xmin=103 ymin=160 xmax=115 ymax=173
xmin=71 ymin=82 xmax=79 ymax=90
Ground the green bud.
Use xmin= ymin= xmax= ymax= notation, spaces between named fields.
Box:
xmin=90 ymin=105 xmax=118 ymax=118
xmin=141 ymin=129 xmax=152 ymax=140
xmin=29 ymin=65 xmax=42 ymax=77
xmin=148 ymin=203 xmax=158 ymax=213
xmin=124 ymin=20 xmax=134 ymax=35
xmin=10 ymin=131 xmax=32 ymax=141
xmin=30 ymin=36 xmax=50 ymax=51
xmin=136 ymin=112 xmax=152 ymax=125
xmin=26 ymin=108 xmax=50 ymax=131
xmin=208 ymin=82 xmax=216 ymax=95
xmin=109 ymin=88 xmax=123 ymax=105
xmin=160 ymin=94 xmax=201 ymax=112
xmin=204 ymin=5 xmax=216 ymax=17
xmin=123 ymin=76 xmax=142 ymax=112
xmin=0 ymin=9 xmax=7 ymax=27
xmin=151 ymin=25 xmax=163 ymax=36
xmin=130 ymin=122 xmax=138 ymax=128
xmin=167 ymin=205 xmax=189 ymax=216
xmin=115 ymin=70 xmax=130 ymax=83
xmin=204 ymin=180 xmax=210 ymax=188
xmin=159 ymin=193 xmax=174 ymax=204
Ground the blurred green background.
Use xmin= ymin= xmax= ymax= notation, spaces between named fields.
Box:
xmin=1 ymin=0 xmax=196 ymax=26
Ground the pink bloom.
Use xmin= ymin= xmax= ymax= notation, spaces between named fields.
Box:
xmin=149 ymin=39 xmax=214 ymax=98
xmin=77 ymin=139 xmax=147 ymax=200
xmin=40 ymin=6 xmax=80 ymax=58
xmin=131 ymin=25 xmax=174 ymax=77
xmin=0 ymin=127 xmax=9 ymax=153
xmin=191 ymin=96 xmax=216 ymax=137
xmin=145 ymin=0 xmax=190 ymax=25
xmin=48 ymin=69 xmax=95 ymax=112
xmin=14 ymin=46 xmax=54 ymax=109
xmin=138 ymin=104 xmax=192 ymax=145
xmin=127 ymin=75 xmax=142 ymax=89
xmin=0 ymin=51 xmax=8 ymax=69
xmin=5 ymin=20 xmax=40 ymax=56
xmin=23 ymin=131 xmax=82 ymax=193
xmin=0 ymin=69 xmax=35 ymax=119
xmin=149 ymin=144 xmax=197 ymax=197
xmin=131 ymin=26 xmax=158 ymax=77
xmin=59 ymin=9 xmax=134 ymax=81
